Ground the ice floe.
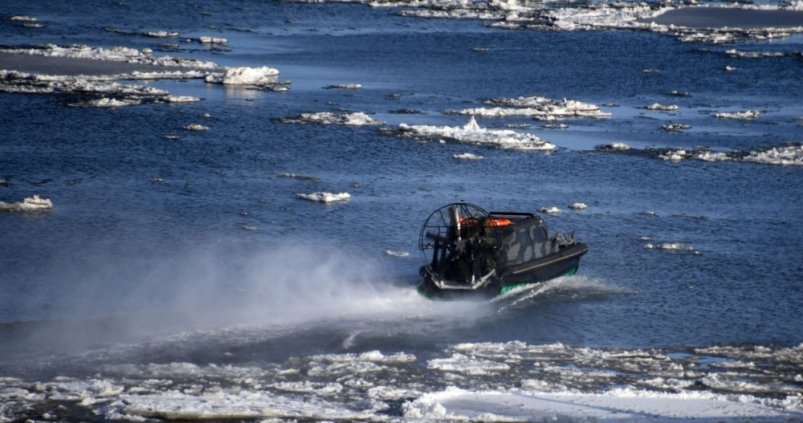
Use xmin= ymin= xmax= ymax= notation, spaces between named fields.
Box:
xmin=0 ymin=195 xmax=53 ymax=212
xmin=398 ymin=116 xmax=556 ymax=151
xmin=183 ymin=123 xmax=209 ymax=132
xmin=568 ymin=202 xmax=588 ymax=210
xmin=199 ymin=36 xmax=228 ymax=45
xmin=165 ymin=95 xmax=201 ymax=103
xmin=661 ymin=123 xmax=691 ymax=132
xmin=325 ymin=83 xmax=362 ymax=90
xmin=453 ymin=152 xmax=483 ymax=160
xmin=403 ymin=386 xmax=799 ymax=421
xmin=146 ymin=31 xmax=179 ymax=38
xmin=715 ymin=110 xmax=761 ymax=120
xmin=598 ymin=144 xmax=802 ymax=167
xmin=725 ymin=48 xmax=786 ymax=58
xmin=281 ymin=112 xmax=382 ymax=126
xmin=296 ymin=192 xmax=351 ymax=203
xmin=72 ymin=97 xmax=142 ymax=108
xmin=0 ymin=44 xmax=217 ymax=69
xmin=204 ymin=66 xmax=278 ymax=85
xmin=460 ymin=96 xmax=610 ymax=120
xmin=646 ymin=103 xmax=679 ymax=112
xmin=539 ymin=206 xmax=560 ymax=216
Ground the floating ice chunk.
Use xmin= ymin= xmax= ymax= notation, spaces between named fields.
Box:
xmin=540 ymin=206 xmax=560 ymax=216
xmin=147 ymin=31 xmax=179 ymax=38
xmin=453 ymin=152 xmax=484 ymax=160
xmin=204 ymin=66 xmax=279 ymax=85
xmin=646 ymin=103 xmax=679 ymax=112
xmin=597 ymin=142 xmax=631 ymax=151
xmin=281 ymin=112 xmax=381 ymax=126
xmin=199 ymin=36 xmax=228 ymax=45
xmin=385 ymin=250 xmax=410 ymax=258
xmin=725 ymin=49 xmax=785 ymax=58
xmin=659 ymin=149 xmax=688 ymax=162
xmin=84 ymin=97 xmax=141 ymax=107
xmin=465 ymin=96 xmax=610 ymax=120
xmin=644 ymin=242 xmax=697 ymax=254
xmin=742 ymin=145 xmax=803 ymax=167
xmin=10 ymin=16 xmax=38 ymax=22
xmin=542 ymin=123 xmax=568 ymax=129
xmin=296 ymin=192 xmax=351 ymax=203
xmin=183 ymin=123 xmax=208 ymax=131
xmin=715 ymin=110 xmax=760 ymax=120
xmin=695 ymin=151 xmax=730 ymax=162
xmin=325 ymin=83 xmax=362 ymax=90
xmin=165 ymin=95 xmax=201 ymax=103
xmin=398 ymin=116 xmax=556 ymax=151
xmin=0 ymin=44 xmax=218 ymax=69
xmin=427 ymin=353 xmax=511 ymax=375
xmin=661 ymin=123 xmax=691 ymax=132
xmin=725 ymin=65 xmax=737 ymax=72
xmin=0 ymin=195 xmax=53 ymax=212
xmin=568 ymin=202 xmax=588 ymax=210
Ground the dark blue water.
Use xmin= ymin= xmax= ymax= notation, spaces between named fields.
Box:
xmin=1 ymin=0 xmax=801 ymax=392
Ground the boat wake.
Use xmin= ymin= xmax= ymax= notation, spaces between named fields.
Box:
xmin=494 ymin=275 xmax=627 ymax=312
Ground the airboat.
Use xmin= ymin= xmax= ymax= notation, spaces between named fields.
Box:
xmin=418 ymin=203 xmax=588 ymax=300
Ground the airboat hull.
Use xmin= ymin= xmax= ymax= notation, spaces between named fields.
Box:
xmin=418 ymin=242 xmax=588 ymax=301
